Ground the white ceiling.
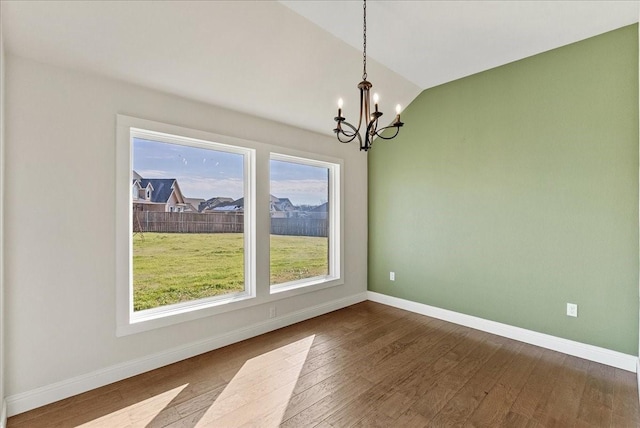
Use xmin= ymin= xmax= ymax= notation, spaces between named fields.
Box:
xmin=282 ymin=1 xmax=640 ymax=89
xmin=2 ymin=1 xmax=639 ymax=137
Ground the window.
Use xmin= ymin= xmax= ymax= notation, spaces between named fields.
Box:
xmin=116 ymin=115 xmax=341 ymax=335
xmin=270 ymin=154 xmax=340 ymax=292
xmin=117 ymin=115 xmax=256 ymax=335
xmin=131 ymin=132 xmax=252 ymax=313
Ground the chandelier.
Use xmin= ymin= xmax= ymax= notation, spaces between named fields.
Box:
xmin=333 ymin=0 xmax=404 ymax=152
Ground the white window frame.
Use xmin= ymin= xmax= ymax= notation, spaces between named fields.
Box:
xmin=116 ymin=115 xmax=256 ymax=336
xmin=116 ymin=115 xmax=344 ymax=336
xmin=269 ymin=153 xmax=341 ymax=294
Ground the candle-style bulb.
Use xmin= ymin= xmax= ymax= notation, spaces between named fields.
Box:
xmin=396 ymin=104 xmax=402 ymax=115
xmin=373 ymin=93 xmax=379 ymax=104
xmin=338 ymin=98 xmax=344 ymax=109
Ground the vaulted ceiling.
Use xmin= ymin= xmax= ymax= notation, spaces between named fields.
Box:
xmin=2 ymin=1 xmax=638 ymax=136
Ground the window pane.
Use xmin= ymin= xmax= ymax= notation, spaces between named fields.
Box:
xmin=270 ymin=158 xmax=329 ymax=286
xmin=132 ymin=137 xmax=245 ymax=311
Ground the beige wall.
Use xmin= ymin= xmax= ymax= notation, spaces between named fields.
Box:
xmin=4 ymin=54 xmax=368 ymax=413
xmin=0 ymin=2 xmax=5 ymax=421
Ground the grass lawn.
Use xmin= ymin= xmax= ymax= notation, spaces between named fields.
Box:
xmin=133 ymin=232 xmax=328 ymax=311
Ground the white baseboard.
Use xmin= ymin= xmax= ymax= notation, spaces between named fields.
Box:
xmin=8 ymin=290 xmax=633 ymax=418
xmin=1 ymin=400 xmax=6 ymax=428
xmin=6 ymin=292 xmax=367 ymax=417
xmin=368 ymin=291 xmax=638 ymax=373
xmin=637 ymin=359 xmax=640 ymax=404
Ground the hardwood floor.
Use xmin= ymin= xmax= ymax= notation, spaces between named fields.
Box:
xmin=7 ymin=301 xmax=640 ymax=427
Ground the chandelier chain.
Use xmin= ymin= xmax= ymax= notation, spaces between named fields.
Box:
xmin=362 ymin=0 xmax=367 ymax=80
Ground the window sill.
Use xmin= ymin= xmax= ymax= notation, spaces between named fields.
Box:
xmin=116 ymin=276 xmax=344 ymax=337
xmin=270 ymin=275 xmax=342 ymax=295
xmin=117 ymin=292 xmax=256 ymax=337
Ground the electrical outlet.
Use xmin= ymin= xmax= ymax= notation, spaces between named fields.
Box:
xmin=269 ymin=307 xmax=277 ymax=319
xmin=566 ymin=303 xmax=578 ymax=317
xmin=390 ymin=272 xmax=395 ymax=281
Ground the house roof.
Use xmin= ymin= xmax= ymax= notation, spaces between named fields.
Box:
xmin=212 ymin=197 xmax=244 ymax=211
xmin=213 ymin=205 xmax=242 ymax=212
xmin=310 ymin=202 xmax=328 ymax=212
xmin=199 ymin=197 xmax=235 ymax=212
xmin=204 ymin=197 xmax=233 ymax=205
xmin=221 ymin=197 xmax=244 ymax=207
xmin=139 ymin=179 xmax=176 ymax=203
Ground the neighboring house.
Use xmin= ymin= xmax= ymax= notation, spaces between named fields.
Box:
xmin=132 ymin=170 xmax=188 ymax=212
xmin=184 ymin=197 xmax=205 ymax=213
xmin=274 ymin=197 xmax=294 ymax=211
xmin=308 ymin=202 xmax=328 ymax=219
xmin=212 ymin=197 xmax=245 ymax=212
xmin=210 ymin=195 xmax=299 ymax=217
xmin=270 ymin=195 xmax=297 ymax=218
xmin=199 ymin=197 xmax=234 ymax=213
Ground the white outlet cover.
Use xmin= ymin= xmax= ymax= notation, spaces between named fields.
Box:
xmin=390 ymin=272 xmax=395 ymax=281
xmin=566 ymin=303 xmax=578 ymax=317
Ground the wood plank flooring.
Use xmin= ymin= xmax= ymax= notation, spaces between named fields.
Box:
xmin=7 ymin=301 xmax=640 ymax=427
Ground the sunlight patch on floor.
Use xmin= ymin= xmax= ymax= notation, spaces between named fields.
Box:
xmin=194 ymin=335 xmax=316 ymax=427
xmin=76 ymin=384 xmax=187 ymax=427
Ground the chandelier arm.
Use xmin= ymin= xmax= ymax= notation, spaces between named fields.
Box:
xmin=339 ymin=120 xmax=360 ymax=137
xmin=336 ymin=121 xmax=362 ymax=144
xmin=372 ymin=125 xmax=402 ymax=140
xmin=351 ymin=130 xmax=364 ymax=147
xmin=369 ymin=109 xmax=383 ymax=139
xmin=366 ymin=117 xmax=377 ymax=141
xmin=369 ymin=117 xmax=379 ymax=138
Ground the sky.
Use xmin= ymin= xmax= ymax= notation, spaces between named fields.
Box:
xmin=133 ymin=138 xmax=328 ymax=206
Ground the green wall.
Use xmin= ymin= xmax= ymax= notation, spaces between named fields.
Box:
xmin=369 ymin=24 xmax=639 ymax=355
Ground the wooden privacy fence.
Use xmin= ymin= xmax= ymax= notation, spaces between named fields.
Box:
xmin=133 ymin=212 xmax=328 ymax=237
xmin=270 ymin=218 xmax=328 ymax=237
xmin=134 ymin=212 xmax=243 ymax=233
